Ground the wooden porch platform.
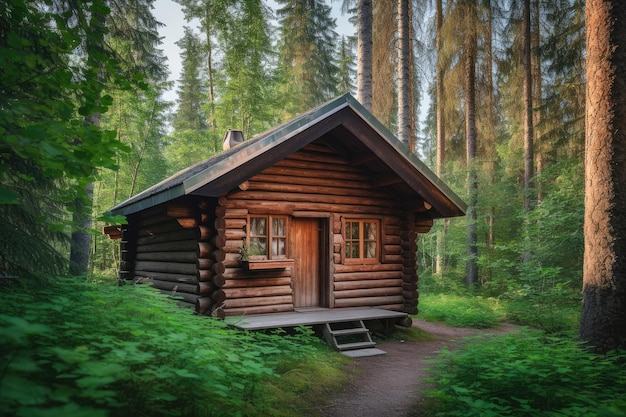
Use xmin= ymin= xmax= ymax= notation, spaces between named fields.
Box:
xmin=224 ymin=307 xmax=408 ymax=330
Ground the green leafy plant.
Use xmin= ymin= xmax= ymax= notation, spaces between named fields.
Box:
xmin=0 ymin=277 xmax=343 ymax=417
xmin=424 ymin=330 xmax=626 ymax=416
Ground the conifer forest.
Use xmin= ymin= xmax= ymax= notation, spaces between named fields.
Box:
xmin=2 ymin=0 xmax=626 ymax=415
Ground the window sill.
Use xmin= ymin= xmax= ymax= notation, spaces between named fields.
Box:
xmin=243 ymin=259 xmax=295 ymax=270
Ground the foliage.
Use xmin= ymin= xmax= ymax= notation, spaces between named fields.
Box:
xmin=416 ymin=293 xmax=502 ymax=329
xmin=0 ymin=0 xmax=130 ymax=277
xmin=424 ymin=330 xmax=626 ymax=416
xmin=0 ymin=277 xmax=340 ymax=417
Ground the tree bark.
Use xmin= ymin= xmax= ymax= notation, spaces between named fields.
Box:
xmin=522 ymin=0 xmax=535 ymax=263
xmin=580 ymin=0 xmax=626 ymax=353
xmin=69 ymin=182 xmax=94 ymax=276
xmin=357 ymin=0 xmax=373 ymax=111
xmin=465 ymin=12 xmax=479 ymax=287
xmin=397 ymin=0 xmax=411 ymax=147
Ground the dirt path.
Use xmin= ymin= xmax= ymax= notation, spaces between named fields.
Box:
xmin=320 ymin=320 xmax=518 ymax=417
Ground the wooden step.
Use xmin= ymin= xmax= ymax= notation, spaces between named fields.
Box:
xmin=341 ymin=348 xmax=387 ymax=358
xmin=336 ymin=341 xmax=377 ymax=351
xmin=327 ymin=327 xmax=370 ymax=336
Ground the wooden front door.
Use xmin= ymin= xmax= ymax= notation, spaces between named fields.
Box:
xmin=291 ymin=218 xmax=325 ymax=308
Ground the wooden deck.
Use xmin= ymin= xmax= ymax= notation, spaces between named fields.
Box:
xmin=224 ymin=307 xmax=408 ymax=330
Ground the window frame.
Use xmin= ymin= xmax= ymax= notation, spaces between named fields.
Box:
xmin=246 ymin=215 xmax=289 ymax=260
xmin=343 ymin=218 xmax=381 ymax=264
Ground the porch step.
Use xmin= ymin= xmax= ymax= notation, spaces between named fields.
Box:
xmin=323 ymin=320 xmax=383 ymax=357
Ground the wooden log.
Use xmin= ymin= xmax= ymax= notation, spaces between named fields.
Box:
xmin=103 ymin=225 xmax=122 ymax=239
xmin=377 ymin=304 xmax=405 ymax=312
xmin=223 ymin=295 xmax=292 ymax=309
xmin=224 ymin=304 xmax=293 ymax=316
xmin=137 ymin=213 xmax=174 ymax=228
xmin=223 ymin=208 xmax=249 ymax=218
xmin=225 ymin=190 xmax=396 ymax=209
xmin=383 ymin=254 xmax=403 ymax=263
xmin=198 ymin=242 xmax=213 ymax=258
xmin=225 ymin=229 xmax=246 ymax=240
xmin=194 ymin=297 xmax=215 ymax=315
xmin=223 ymin=277 xmax=292 ymax=288
xmin=223 ymin=268 xmax=292 ymax=280
xmin=333 ymin=279 xmax=403 ymax=291
xmin=245 ymin=180 xmax=390 ymax=200
xmin=401 ymin=240 xmax=418 ymax=251
xmin=333 ymin=287 xmax=403 ymax=299
xmin=137 ymin=226 xmax=211 ymax=245
xmin=213 ymin=262 xmax=226 ymax=275
xmin=195 ymin=297 xmax=214 ymax=315
xmin=220 ymin=198 xmax=402 ymax=216
xmin=210 ymin=289 xmax=226 ymax=304
xmin=198 ymin=281 xmax=216 ymax=295
xmin=224 ymin=239 xmax=243 ymax=254
xmin=138 ymin=220 xmax=183 ymax=236
xmin=223 ymin=285 xmax=292 ymax=299
xmin=137 ymin=240 xmax=202 ymax=253
xmin=251 ymin=173 xmax=373 ymax=191
xmin=120 ymin=260 xmax=134 ymax=271
xmin=211 ymin=233 xmax=227 ymax=249
xmin=213 ymin=249 xmax=226 ymax=262
xmin=197 ymin=258 xmax=213 ymax=270
xmin=225 ymin=218 xmax=246 ymax=229
xmin=402 ymin=282 xmax=417 ymax=291
xmin=151 ymin=279 xmax=198 ymax=295
xmin=333 ymin=295 xmax=404 ymax=308
xmin=238 ymin=181 xmax=250 ymax=191
xmin=333 ymin=271 xmax=403 ymax=282
xmin=212 ymin=274 xmax=226 ymax=288
xmin=161 ymin=290 xmax=198 ymax=305
xmin=415 ymin=219 xmax=434 ymax=234
xmin=166 ymin=204 xmax=198 ymax=218
xmin=271 ymin=158 xmax=364 ymax=175
xmin=136 ymin=251 xmax=198 ymax=263
xmin=402 ymin=289 xmax=418 ymax=300
xmin=134 ymin=270 xmax=198 ymax=284
xmin=134 ymin=261 xmax=198 ymax=276
xmin=176 ymin=218 xmax=199 ymax=229
xmin=198 ymin=270 xmax=213 ymax=282
xmin=385 ymin=235 xmax=402 ymax=245
xmin=383 ymin=245 xmax=403 ymax=255
xmin=334 ymin=263 xmax=403 ymax=273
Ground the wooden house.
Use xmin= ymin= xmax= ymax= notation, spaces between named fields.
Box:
xmin=105 ymin=94 xmax=466 ymax=322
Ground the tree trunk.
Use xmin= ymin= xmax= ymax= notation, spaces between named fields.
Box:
xmin=357 ymin=0 xmax=373 ymax=111
xmin=465 ymin=22 xmax=479 ymax=287
xmin=522 ymin=0 xmax=535 ymax=263
xmin=580 ymin=0 xmax=626 ymax=353
xmin=69 ymin=182 xmax=94 ymax=276
xmin=435 ymin=0 xmax=445 ymax=178
xmin=397 ymin=0 xmax=411 ymax=147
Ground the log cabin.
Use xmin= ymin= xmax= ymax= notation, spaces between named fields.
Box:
xmin=105 ymin=94 xmax=466 ymax=343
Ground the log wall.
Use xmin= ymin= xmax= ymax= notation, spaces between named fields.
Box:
xmin=122 ymin=198 xmax=225 ymax=317
xmin=217 ymin=142 xmax=426 ymax=315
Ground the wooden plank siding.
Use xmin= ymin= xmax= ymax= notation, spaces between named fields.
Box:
xmin=217 ymin=142 xmax=424 ymax=316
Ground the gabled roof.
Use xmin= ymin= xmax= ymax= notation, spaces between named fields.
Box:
xmin=110 ymin=94 xmax=466 ymax=219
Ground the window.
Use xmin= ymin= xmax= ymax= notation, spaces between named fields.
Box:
xmin=344 ymin=219 xmax=380 ymax=263
xmin=248 ymin=216 xmax=288 ymax=260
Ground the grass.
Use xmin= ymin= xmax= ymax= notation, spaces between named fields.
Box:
xmin=415 ymin=293 xmax=504 ymax=329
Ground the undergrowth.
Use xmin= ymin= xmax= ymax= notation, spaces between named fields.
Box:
xmin=416 ymin=293 xmax=503 ymax=329
xmin=0 ymin=277 xmax=344 ymax=417
xmin=423 ymin=330 xmax=626 ymax=416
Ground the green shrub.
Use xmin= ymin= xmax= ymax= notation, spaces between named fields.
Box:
xmin=500 ymin=286 xmax=581 ymax=334
xmin=0 ymin=277 xmax=335 ymax=417
xmin=424 ymin=330 xmax=626 ymax=416
xmin=417 ymin=293 xmax=502 ymax=329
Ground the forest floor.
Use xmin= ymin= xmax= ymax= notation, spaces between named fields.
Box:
xmin=319 ymin=319 xmax=519 ymax=417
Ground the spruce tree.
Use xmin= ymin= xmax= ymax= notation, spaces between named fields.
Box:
xmin=276 ymin=0 xmax=339 ymax=115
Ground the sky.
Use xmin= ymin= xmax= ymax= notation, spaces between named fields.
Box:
xmin=151 ymin=0 xmax=356 ymax=105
